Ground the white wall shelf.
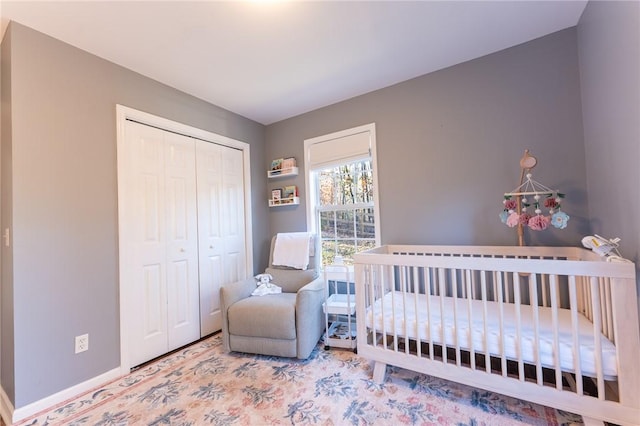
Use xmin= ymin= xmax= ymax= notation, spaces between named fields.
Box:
xmin=267 ymin=167 xmax=298 ymax=179
xmin=269 ymin=197 xmax=300 ymax=207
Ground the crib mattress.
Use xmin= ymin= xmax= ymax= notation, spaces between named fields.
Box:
xmin=365 ymin=291 xmax=617 ymax=378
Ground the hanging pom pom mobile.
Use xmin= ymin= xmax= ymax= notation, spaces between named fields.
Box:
xmin=500 ymin=150 xmax=569 ymax=246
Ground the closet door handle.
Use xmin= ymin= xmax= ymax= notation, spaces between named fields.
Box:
xmin=180 ymin=248 xmax=186 ymax=253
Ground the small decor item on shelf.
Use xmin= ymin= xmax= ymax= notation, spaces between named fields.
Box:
xmin=281 ymin=157 xmax=296 ymax=170
xmin=282 ymin=185 xmax=298 ymax=200
xmin=500 ymin=150 xmax=569 ymax=246
xmin=271 ymin=189 xmax=282 ymax=202
xmin=270 ymin=158 xmax=283 ymax=174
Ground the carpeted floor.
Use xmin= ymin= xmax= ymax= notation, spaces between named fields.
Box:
xmin=17 ymin=334 xmax=583 ymax=425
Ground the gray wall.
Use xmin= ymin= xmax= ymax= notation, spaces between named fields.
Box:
xmin=1 ymin=26 xmax=14 ymax=406
xmin=1 ymin=22 xmax=268 ymax=408
xmin=577 ymin=0 xmax=640 ymax=321
xmin=266 ymin=28 xmax=589 ymax=248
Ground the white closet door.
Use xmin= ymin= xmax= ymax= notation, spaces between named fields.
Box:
xmin=196 ymin=141 xmax=247 ymax=335
xmin=221 ymin=146 xmax=247 ymax=284
xmin=124 ymin=121 xmax=169 ymax=367
xmin=164 ymin=132 xmax=201 ymax=350
xmin=123 ymin=121 xmax=200 ymax=367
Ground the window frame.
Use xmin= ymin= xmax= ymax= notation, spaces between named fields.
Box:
xmin=303 ymin=123 xmax=381 ymax=270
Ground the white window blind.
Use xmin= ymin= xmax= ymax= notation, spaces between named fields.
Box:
xmin=307 ymin=131 xmax=371 ymax=171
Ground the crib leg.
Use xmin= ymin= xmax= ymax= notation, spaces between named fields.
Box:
xmin=372 ymin=362 xmax=387 ymax=383
xmin=581 ymin=416 xmax=604 ymax=426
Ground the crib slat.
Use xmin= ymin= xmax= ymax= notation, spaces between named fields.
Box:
xmin=530 ymin=273 xmax=543 ymax=386
xmin=569 ymin=275 xmax=584 ymax=396
xmin=496 ymin=271 xmax=507 ymax=377
xmin=514 ymin=272 xmax=524 ymax=382
xmin=604 ymin=278 xmax=613 ymax=340
xmin=380 ymin=265 xmax=389 ymax=351
xmin=590 ymin=276 xmax=605 ymax=400
xmin=413 ymin=267 xmax=422 ymax=359
xmin=472 ymin=268 xmax=479 ymax=300
xmin=390 ymin=272 xmax=398 ymax=353
xmin=465 ymin=269 xmax=476 ymax=371
xmin=585 ymin=277 xmax=592 ymax=319
xmin=549 ymin=274 xmax=562 ymax=391
xmin=480 ymin=270 xmax=490 ymax=374
xmin=438 ymin=267 xmax=446 ymax=365
xmin=577 ymin=276 xmax=585 ymax=316
xmin=492 ymin=269 xmax=498 ymax=305
xmin=365 ymin=264 xmax=375 ymax=349
xmin=598 ymin=277 xmax=606 ymax=338
xmin=426 ymin=267 xmax=434 ymax=361
xmin=509 ymin=271 xmax=515 ymax=304
xmin=371 ymin=265 xmax=380 ymax=348
xmin=400 ymin=266 xmax=409 ymax=355
xmin=452 ymin=268 xmax=461 ymax=367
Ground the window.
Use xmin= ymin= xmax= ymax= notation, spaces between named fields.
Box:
xmin=304 ymin=124 xmax=380 ymax=267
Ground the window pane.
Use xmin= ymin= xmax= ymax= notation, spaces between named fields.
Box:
xmin=356 ymin=165 xmax=374 ymax=204
xmin=336 ymin=240 xmax=356 ymax=265
xmin=357 ymin=240 xmax=377 ymax=253
xmin=320 ymin=211 xmax=335 ymax=239
xmin=321 ymin=240 xmax=336 ymax=266
xmin=336 ymin=210 xmax=354 ymax=238
xmin=318 ymin=160 xmax=373 ymax=207
xmin=318 ymin=171 xmax=335 ymax=206
xmin=338 ymin=165 xmax=355 ymax=205
xmin=355 ymin=208 xmax=375 ymax=239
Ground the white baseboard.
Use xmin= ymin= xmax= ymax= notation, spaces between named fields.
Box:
xmin=7 ymin=367 xmax=121 ymax=424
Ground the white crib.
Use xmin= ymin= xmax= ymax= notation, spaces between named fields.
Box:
xmin=354 ymin=245 xmax=640 ymax=426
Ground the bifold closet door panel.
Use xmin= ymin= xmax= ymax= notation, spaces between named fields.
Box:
xmin=221 ymin=146 xmax=247 ymax=285
xmin=122 ymin=121 xmax=200 ymax=367
xmin=163 ymin=131 xmax=201 ymax=351
xmin=196 ymin=141 xmax=247 ymax=336
xmin=123 ymin=121 xmax=170 ymax=367
xmin=196 ymin=141 xmax=224 ymax=336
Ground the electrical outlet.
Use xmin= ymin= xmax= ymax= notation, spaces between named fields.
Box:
xmin=75 ymin=334 xmax=89 ymax=354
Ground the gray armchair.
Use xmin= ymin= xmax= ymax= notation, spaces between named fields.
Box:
xmin=220 ymin=235 xmax=325 ymax=359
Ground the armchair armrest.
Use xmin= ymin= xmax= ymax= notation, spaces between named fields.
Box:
xmin=221 ymin=278 xmax=255 ymax=307
xmin=220 ymin=278 xmax=256 ymax=352
xmin=297 ymin=276 xmax=324 ymax=294
xmin=295 ymin=276 xmax=326 ymax=358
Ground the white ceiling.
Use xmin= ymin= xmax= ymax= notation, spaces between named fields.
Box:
xmin=0 ymin=1 xmax=587 ymax=125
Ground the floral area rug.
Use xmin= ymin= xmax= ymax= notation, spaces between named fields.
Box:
xmin=18 ymin=334 xmax=583 ymax=425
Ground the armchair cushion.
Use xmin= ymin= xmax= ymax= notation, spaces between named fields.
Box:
xmin=265 ymin=267 xmax=319 ymax=293
xmin=228 ymin=293 xmax=297 ymax=340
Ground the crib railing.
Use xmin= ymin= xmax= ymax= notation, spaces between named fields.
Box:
xmin=354 ymin=245 xmax=640 ymax=425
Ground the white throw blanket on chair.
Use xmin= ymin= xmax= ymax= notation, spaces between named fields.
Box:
xmin=272 ymin=232 xmax=312 ymax=270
